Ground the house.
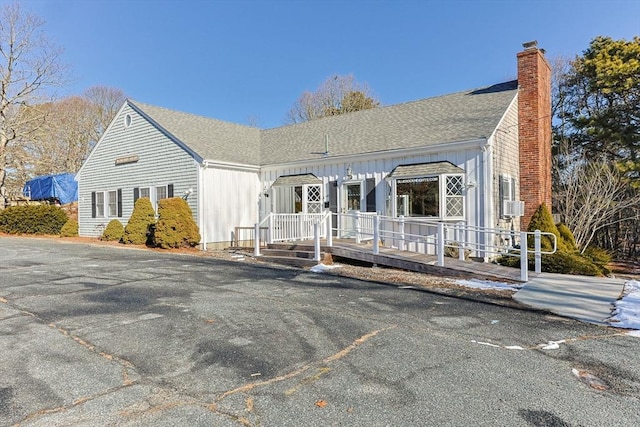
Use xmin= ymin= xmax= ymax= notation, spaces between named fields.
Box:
xmin=76 ymin=41 xmax=551 ymax=252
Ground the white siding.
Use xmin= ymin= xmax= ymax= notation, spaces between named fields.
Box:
xmin=77 ymin=104 xmax=199 ymax=237
xmin=202 ymin=166 xmax=260 ymax=244
xmin=261 ymin=145 xmax=485 ymax=228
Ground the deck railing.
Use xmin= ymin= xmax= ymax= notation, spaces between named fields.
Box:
xmin=252 ymin=211 xmax=556 ymax=281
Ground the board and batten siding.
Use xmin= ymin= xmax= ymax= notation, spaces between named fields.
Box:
xmin=201 ymin=166 xmax=260 ymax=245
xmin=260 ymin=143 xmax=485 ymax=228
xmin=77 ymin=104 xmax=199 ymax=237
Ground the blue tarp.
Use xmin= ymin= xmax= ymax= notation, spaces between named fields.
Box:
xmin=23 ymin=173 xmax=78 ymax=205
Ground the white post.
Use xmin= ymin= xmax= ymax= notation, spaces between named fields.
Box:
xmin=399 ymin=215 xmax=405 ymax=251
xmin=268 ymin=213 xmax=273 ymax=244
xmin=534 ymin=229 xmax=542 ymax=274
xmin=254 ymin=223 xmax=261 ymax=257
xmin=437 ymin=222 xmax=445 ymax=267
xmin=298 ymin=214 xmax=304 ymax=241
xmin=355 ymin=211 xmax=361 ymax=244
xmin=520 ymin=231 xmax=528 ymax=282
xmin=373 ymin=215 xmax=380 ymax=255
xmin=326 ymin=212 xmax=333 ymax=247
xmin=457 ymin=221 xmax=465 ymax=261
xmin=314 ymin=222 xmax=321 ymax=262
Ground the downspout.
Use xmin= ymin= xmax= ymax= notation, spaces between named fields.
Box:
xmin=200 ymin=161 xmax=207 ymax=251
xmin=482 ymin=137 xmax=494 ymax=261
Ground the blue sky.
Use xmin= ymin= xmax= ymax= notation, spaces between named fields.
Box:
xmin=19 ymin=0 xmax=640 ymax=129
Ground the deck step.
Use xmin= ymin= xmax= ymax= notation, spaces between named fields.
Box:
xmin=257 ymin=255 xmax=320 ymax=268
xmin=260 ymin=248 xmax=318 ymax=258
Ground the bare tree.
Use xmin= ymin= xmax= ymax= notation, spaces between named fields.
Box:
xmin=0 ymin=3 xmax=66 ymax=205
xmin=285 ymin=74 xmax=380 ymax=124
xmin=83 ymin=85 xmax=126 ymax=140
xmin=553 ymin=149 xmax=640 ymax=252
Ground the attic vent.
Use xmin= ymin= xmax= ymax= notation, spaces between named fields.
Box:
xmin=124 ymin=114 xmax=132 ymax=128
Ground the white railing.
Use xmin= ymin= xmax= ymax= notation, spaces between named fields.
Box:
xmin=252 ymin=212 xmax=556 ymax=281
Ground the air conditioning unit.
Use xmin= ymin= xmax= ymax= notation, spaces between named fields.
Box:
xmin=504 ymin=200 xmax=525 ymax=217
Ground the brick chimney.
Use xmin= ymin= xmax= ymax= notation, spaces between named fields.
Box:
xmin=517 ymin=40 xmax=552 ymax=229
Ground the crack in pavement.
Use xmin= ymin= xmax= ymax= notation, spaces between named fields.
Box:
xmin=214 ymin=325 xmax=397 ymax=402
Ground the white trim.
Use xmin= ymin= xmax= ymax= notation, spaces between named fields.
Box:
xmin=76 ymin=101 xmax=130 ymax=177
xmin=202 ymin=159 xmax=260 ymax=172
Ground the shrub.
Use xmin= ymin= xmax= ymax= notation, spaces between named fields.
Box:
xmin=102 ymin=219 xmax=124 ymax=241
xmin=153 ymin=197 xmax=200 ymax=249
xmin=60 ymin=219 xmax=79 ymax=237
xmin=556 ymin=223 xmax=578 ymax=252
xmin=527 ymin=204 xmax=565 ymax=252
xmin=496 ymin=203 xmax=608 ymax=276
xmin=122 ymin=197 xmax=156 ymax=245
xmin=0 ymin=204 xmax=68 ymax=235
xmin=583 ymin=246 xmax=612 ymax=275
xmin=497 ymin=252 xmax=604 ymax=276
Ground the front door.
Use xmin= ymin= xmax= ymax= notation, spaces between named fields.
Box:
xmin=340 ymin=182 xmax=363 ymax=237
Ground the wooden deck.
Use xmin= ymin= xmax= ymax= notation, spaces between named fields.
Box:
xmin=267 ymin=239 xmax=530 ymax=283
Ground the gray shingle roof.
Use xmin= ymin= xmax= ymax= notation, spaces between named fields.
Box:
xmin=260 ymin=81 xmax=518 ymax=164
xmin=129 ymin=80 xmax=517 ymax=167
xmin=272 ymin=173 xmax=321 ymax=186
xmin=129 ymin=101 xmax=262 ymax=165
xmin=388 ymin=161 xmax=465 ymax=178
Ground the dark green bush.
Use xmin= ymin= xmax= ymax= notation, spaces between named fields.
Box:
xmin=557 ymin=223 xmax=578 ymax=252
xmin=527 ymin=204 xmax=565 ymax=252
xmin=497 ymin=252 xmax=603 ymax=276
xmin=102 ymin=219 xmax=124 ymax=241
xmin=583 ymin=246 xmax=612 ymax=275
xmin=153 ymin=198 xmax=200 ymax=249
xmin=122 ymin=197 xmax=155 ymax=245
xmin=0 ymin=204 xmax=68 ymax=235
xmin=60 ymin=219 xmax=79 ymax=237
xmin=496 ymin=204 xmax=608 ymax=276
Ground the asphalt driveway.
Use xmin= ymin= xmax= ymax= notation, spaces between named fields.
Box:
xmin=1 ymin=237 xmax=639 ymax=426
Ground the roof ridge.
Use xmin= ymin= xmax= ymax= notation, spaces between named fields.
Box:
xmin=129 ymin=99 xmax=258 ymax=130
xmin=263 ymin=80 xmax=518 ymax=131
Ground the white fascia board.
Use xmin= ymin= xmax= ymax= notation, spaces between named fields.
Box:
xmin=128 ymin=101 xmax=204 ymax=164
xmin=260 ymin=138 xmax=487 ymax=172
xmin=76 ymin=100 xmax=131 ymax=179
xmin=488 ymin=93 xmax=518 ymax=144
xmin=203 ymin=159 xmax=261 ymax=172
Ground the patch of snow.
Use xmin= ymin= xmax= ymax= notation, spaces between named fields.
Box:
xmin=540 ymin=340 xmax=565 ymax=350
xmin=471 ymin=340 xmax=500 ymax=348
xmin=627 ymin=330 xmax=640 ymax=338
xmin=310 ymin=263 xmax=342 ymax=273
xmin=455 ymin=279 xmax=522 ymax=291
xmin=608 ymin=280 xmax=640 ymax=330
xmin=505 ymin=345 xmax=524 ymax=350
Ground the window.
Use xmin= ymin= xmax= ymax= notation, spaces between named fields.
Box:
xmin=445 ymin=175 xmax=464 ymax=217
xmin=134 ymin=184 xmax=173 ymax=211
xmin=156 ymin=185 xmax=167 ymax=202
xmin=94 ymin=192 xmax=105 ymax=218
xmin=499 ymin=175 xmax=516 ymax=218
xmin=124 ymin=114 xmax=132 ymax=128
xmin=396 ymin=176 xmax=439 ymax=217
xmin=387 ymin=171 xmax=465 ymax=219
xmin=92 ymin=189 xmax=122 ymax=218
xmin=108 ymin=191 xmax=118 ymax=217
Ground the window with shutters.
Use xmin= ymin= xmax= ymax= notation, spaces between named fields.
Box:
xmin=108 ymin=191 xmax=118 ymax=217
xmin=133 ymin=184 xmax=173 ymax=212
xmin=95 ymin=192 xmax=105 ymax=218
